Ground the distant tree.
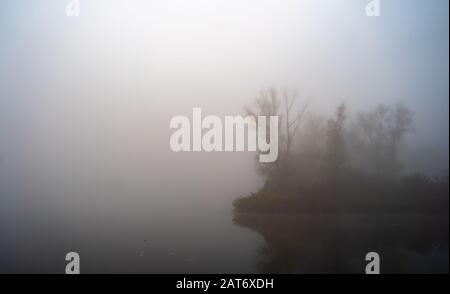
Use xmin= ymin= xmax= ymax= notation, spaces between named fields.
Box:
xmin=385 ymin=103 xmax=414 ymax=175
xmin=324 ymin=103 xmax=348 ymax=180
xmin=353 ymin=103 xmax=413 ymax=178
xmin=294 ymin=114 xmax=326 ymax=186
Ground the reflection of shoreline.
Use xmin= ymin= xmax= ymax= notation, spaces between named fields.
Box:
xmin=233 ymin=213 xmax=449 ymax=274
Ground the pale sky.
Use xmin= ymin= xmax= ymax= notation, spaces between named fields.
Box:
xmin=0 ymin=0 xmax=448 ymax=187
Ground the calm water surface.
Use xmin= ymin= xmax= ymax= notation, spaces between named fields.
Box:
xmin=1 ymin=185 xmax=448 ymax=273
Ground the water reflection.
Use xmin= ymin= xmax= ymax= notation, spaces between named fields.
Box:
xmin=233 ymin=213 xmax=449 ymax=274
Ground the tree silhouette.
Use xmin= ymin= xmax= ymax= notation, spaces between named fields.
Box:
xmin=245 ymin=88 xmax=308 ymax=192
xmin=324 ymin=103 xmax=348 ymax=182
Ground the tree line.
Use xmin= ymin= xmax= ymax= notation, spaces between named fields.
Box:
xmin=235 ymin=88 xmax=448 ymax=214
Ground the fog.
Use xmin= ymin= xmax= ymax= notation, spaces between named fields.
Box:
xmin=0 ymin=1 xmax=448 ymax=273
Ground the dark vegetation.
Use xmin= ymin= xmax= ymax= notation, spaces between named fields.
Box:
xmin=234 ymin=172 xmax=449 ymax=214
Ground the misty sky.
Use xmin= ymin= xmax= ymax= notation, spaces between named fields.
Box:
xmin=0 ymin=0 xmax=448 ymax=197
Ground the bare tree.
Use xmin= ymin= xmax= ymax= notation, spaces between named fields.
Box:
xmin=353 ymin=103 xmax=413 ymax=177
xmin=386 ymin=103 xmax=414 ymax=173
xmin=324 ymin=103 xmax=348 ymax=180
xmin=245 ymin=88 xmax=309 ymax=191
xmin=282 ymin=89 xmax=309 ymax=166
xmin=245 ymin=88 xmax=282 ymax=178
